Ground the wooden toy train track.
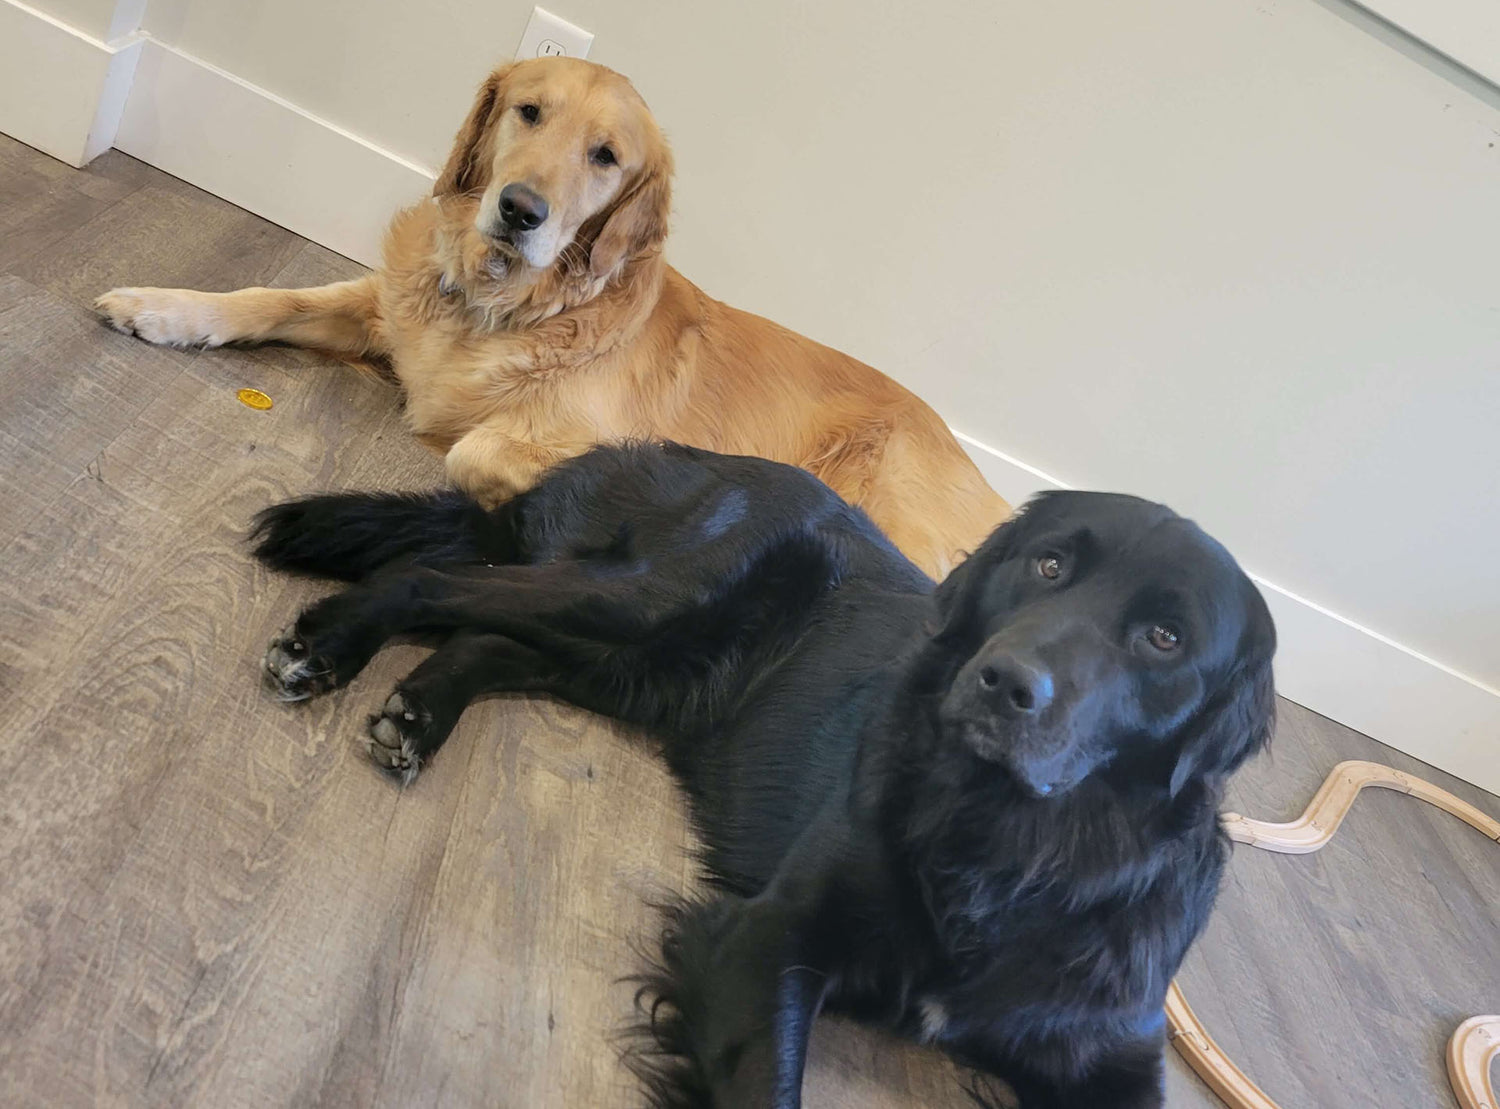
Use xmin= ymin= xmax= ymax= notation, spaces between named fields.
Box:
xmin=1168 ymin=760 xmax=1500 ymax=1109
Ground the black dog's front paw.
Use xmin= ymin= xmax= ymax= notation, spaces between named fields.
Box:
xmin=366 ymin=690 xmax=429 ymax=784
xmin=262 ymin=626 xmax=339 ymax=701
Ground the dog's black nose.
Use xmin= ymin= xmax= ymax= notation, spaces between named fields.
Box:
xmin=977 ymin=656 xmax=1054 ymax=717
xmin=498 ymin=183 xmax=549 ymax=231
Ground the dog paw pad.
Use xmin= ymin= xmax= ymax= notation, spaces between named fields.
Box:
xmin=365 ymin=692 xmax=426 ymax=784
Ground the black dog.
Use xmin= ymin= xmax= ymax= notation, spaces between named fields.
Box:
xmin=251 ymin=442 xmax=1275 ymax=1108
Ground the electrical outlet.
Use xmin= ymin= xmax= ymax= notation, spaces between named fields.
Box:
xmin=515 ymin=7 xmax=594 ymax=61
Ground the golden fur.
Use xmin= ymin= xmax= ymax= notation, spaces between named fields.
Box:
xmin=96 ymin=57 xmax=1008 ymax=576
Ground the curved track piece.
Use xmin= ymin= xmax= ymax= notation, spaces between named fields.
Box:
xmin=1447 ymin=1016 xmax=1500 ymax=1109
xmin=1166 ymin=982 xmax=1280 ymax=1109
xmin=1169 ymin=760 xmax=1500 ymax=1109
xmin=1221 ymin=760 xmax=1500 ymax=855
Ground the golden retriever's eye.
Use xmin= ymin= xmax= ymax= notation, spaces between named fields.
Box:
xmin=1036 ymin=554 xmax=1062 ymax=580
xmin=1147 ymin=624 xmax=1181 ymax=651
xmin=591 ymin=145 xmax=616 ymax=167
xmin=518 ymin=104 xmax=541 ymax=125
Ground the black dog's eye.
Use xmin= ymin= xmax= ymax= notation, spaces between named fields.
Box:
xmin=1147 ymin=624 xmax=1182 ymax=651
xmin=591 ymin=145 xmax=617 ymax=167
xmin=1036 ymin=554 xmax=1063 ymax=580
xmin=518 ymin=104 xmax=541 ymax=124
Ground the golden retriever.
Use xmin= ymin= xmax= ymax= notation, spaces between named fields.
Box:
xmin=96 ymin=57 xmax=1008 ymax=576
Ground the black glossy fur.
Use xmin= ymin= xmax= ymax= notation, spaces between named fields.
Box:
xmin=251 ymin=442 xmax=1276 ymax=1108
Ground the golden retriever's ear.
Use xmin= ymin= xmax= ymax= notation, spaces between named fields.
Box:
xmin=588 ymin=155 xmax=673 ymax=280
xmin=434 ymin=66 xmax=512 ymax=196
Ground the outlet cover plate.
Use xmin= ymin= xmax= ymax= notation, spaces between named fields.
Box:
xmin=516 ymin=7 xmax=594 ymax=60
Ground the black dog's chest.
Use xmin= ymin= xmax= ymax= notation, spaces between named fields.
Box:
xmin=836 ymin=874 xmax=1144 ymax=1043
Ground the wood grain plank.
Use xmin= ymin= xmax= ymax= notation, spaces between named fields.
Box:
xmin=0 ymin=276 xmax=195 ymax=550
xmin=9 ymin=179 xmax=305 ymax=313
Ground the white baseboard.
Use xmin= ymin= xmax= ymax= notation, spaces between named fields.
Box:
xmin=954 ymin=430 xmax=1070 ymax=508
xmin=0 ymin=0 xmax=142 ymax=167
xmin=114 ymin=40 xmax=436 ymax=267
xmin=1256 ymin=580 xmax=1499 ymax=796
xmin=8 ymin=24 xmax=1495 ymax=794
xmin=958 ymin=431 xmax=1500 ymax=796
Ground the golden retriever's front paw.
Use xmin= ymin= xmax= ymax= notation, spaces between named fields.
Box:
xmin=95 ymin=288 xmax=224 ymax=348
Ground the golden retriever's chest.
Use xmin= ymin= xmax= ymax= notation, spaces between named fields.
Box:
xmin=372 ymin=198 xmax=688 ymax=461
xmin=379 ymin=301 xmax=634 ymax=449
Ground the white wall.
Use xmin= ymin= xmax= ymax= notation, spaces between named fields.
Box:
xmin=26 ymin=0 xmax=140 ymax=39
xmin=7 ymin=0 xmax=1499 ymax=783
xmin=24 ymin=0 xmax=114 ymax=38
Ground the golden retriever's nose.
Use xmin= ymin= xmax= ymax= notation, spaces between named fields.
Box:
xmin=977 ymin=654 xmax=1054 ymax=717
xmin=499 ymin=184 xmax=549 ymax=231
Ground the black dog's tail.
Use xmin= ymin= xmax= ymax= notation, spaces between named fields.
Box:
xmin=250 ymin=490 xmax=517 ymax=581
xmin=619 ymin=897 xmax=721 ymax=1109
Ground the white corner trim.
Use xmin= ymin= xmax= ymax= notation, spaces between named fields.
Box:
xmin=113 ymin=40 xmax=438 ymax=266
xmin=0 ymin=0 xmax=144 ymax=167
xmin=84 ymin=33 xmax=144 ymax=163
xmin=107 ymin=0 xmax=147 ymax=43
xmin=958 ymin=430 xmax=1500 ymax=795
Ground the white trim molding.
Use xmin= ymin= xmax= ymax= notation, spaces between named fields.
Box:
xmin=0 ymin=0 xmax=143 ymax=167
xmin=959 ymin=432 xmax=1500 ymax=796
xmin=114 ymin=40 xmax=435 ymax=266
xmin=1353 ymin=0 xmax=1500 ymax=90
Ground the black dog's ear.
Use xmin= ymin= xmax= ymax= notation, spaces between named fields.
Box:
xmin=929 ymin=505 xmax=1029 ymax=641
xmin=1169 ymin=652 xmax=1276 ymax=797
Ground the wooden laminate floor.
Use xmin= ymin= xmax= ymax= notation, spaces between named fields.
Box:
xmin=0 ymin=133 xmax=1496 ymax=1108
